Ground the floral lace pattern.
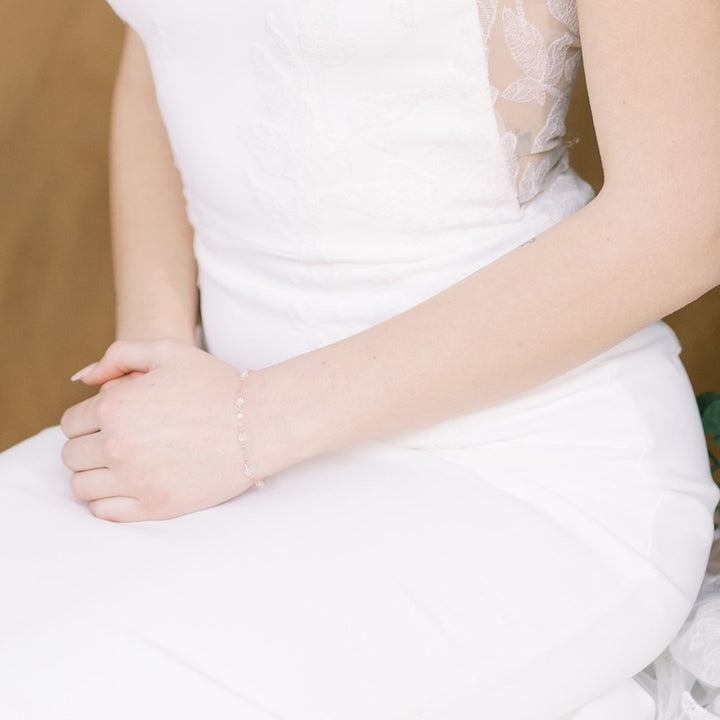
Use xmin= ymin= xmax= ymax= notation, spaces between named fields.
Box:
xmin=477 ymin=0 xmax=583 ymax=204
xmin=638 ymin=531 xmax=720 ymax=720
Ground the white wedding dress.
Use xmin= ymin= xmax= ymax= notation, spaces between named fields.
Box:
xmin=1 ymin=2 xmax=719 ymax=718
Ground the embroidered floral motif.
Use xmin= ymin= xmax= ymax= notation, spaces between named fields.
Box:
xmin=476 ymin=0 xmax=499 ymax=42
xmin=478 ymin=0 xmax=582 ymax=204
xmin=390 ymin=0 xmax=417 ymax=28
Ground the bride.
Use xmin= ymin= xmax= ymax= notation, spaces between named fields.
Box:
xmin=1 ymin=1 xmax=719 ymax=718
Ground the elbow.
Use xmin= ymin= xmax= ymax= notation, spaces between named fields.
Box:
xmin=699 ymin=224 xmax=720 ymax=294
xmin=592 ymin=175 xmax=720 ymax=307
xmin=701 ymin=176 xmax=720 ymax=288
xmin=599 ymin=171 xmax=720 ymax=288
xmin=668 ymin=210 xmax=720 ymax=301
xmin=680 ymin=179 xmax=720 ymax=292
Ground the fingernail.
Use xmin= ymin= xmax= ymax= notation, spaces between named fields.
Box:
xmin=70 ymin=362 xmax=98 ymax=382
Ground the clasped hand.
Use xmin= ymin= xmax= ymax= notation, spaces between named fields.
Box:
xmin=60 ymin=339 xmax=256 ymax=522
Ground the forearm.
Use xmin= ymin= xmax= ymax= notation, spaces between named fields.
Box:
xmin=245 ymin=0 xmax=720 ymax=481
xmin=247 ymin=192 xmax=720 ymax=478
xmin=111 ymin=28 xmax=197 ymax=344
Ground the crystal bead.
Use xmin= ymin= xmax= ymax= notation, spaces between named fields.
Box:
xmin=255 ymin=479 xmax=266 ymax=489
xmin=236 ymin=369 xmax=261 ymax=487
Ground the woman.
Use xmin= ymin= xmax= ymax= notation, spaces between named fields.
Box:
xmin=1 ymin=1 xmax=719 ymax=718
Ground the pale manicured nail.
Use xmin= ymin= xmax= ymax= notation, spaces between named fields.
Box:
xmin=70 ymin=362 xmax=98 ymax=382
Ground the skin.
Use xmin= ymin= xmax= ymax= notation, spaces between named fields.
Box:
xmin=61 ymin=0 xmax=720 ymax=522
xmin=108 ymin=28 xmax=197 ymax=346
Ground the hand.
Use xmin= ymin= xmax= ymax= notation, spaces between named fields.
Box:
xmin=60 ymin=339 xmax=260 ymax=522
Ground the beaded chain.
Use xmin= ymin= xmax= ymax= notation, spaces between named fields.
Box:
xmin=236 ymin=369 xmax=265 ymax=488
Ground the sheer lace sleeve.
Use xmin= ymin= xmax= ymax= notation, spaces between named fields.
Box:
xmin=477 ymin=0 xmax=582 ymax=205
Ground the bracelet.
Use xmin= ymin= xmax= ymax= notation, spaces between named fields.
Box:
xmin=236 ymin=369 xmax=265 ymax=488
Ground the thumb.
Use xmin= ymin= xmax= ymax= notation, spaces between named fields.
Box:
xmin=70 ymin=340 xmax=166 ymax=385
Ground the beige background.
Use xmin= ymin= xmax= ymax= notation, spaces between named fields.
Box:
xmin=1 ymin=3 xmax=719 ymax=451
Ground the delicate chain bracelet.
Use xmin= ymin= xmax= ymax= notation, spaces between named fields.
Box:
xmin=236 ymin=369 xmax=265 ymax=489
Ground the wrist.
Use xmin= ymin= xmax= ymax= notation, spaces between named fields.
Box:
xmin=240 ymin=359 xmax=327 ymax=480
xmin=115 ymin=319 xmax=198 ymax=346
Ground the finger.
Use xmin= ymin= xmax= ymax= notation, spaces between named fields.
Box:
xmin=89 ymin=497 xmax=143 ymax=524
xmin=71 ymin=468 xmax=135 ymax=502
xmin=60 ymin=396 xmax=101 ymax=439
xmin=62 ymin=432 xmax=107 ymax=472
xmin=72 ymin=340 xmax=172 ymax=386
xmin=99 ymin=371 xmax=145 ymax=393
xmin=70 ymin=362 xmax=99 ymax=382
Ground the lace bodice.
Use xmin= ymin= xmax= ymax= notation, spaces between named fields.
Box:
xmin=107 ymin=0 xmax=593 ymax=257
xmin=479 ymin=0 xmax=582 ymax=204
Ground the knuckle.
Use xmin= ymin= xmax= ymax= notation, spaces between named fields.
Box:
xmin=102 ymin=433 xmax=127 ymax=464
xmin=139 ymin=485 xmax=165 ymax=512
xmin=98 ymin=379 xmax=117 ymax=394
xmin=60 ymin=409 xmax=71 ymax=437
xmin=60 ymin=440 xmax=74 ymax=470
xmin=90 ymin=502 xmax=117 ymax=523
xmin=139 ymin=485 xmax=172 ymax=518
xmin=107 ymin=340 xmax=125 ymax=357
xmin=70 ymin=473 xmax=87 ymax=501
xmin=102 ymin=341 xmax=126 ymax=369
xmin=60 ymin=405 xmax=81 ymax=438
xmin=95 ymin=392 xmax=119 ymax=425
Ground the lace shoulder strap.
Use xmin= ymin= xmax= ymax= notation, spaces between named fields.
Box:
xmin=477 ymin=0 xmax=582 ymax=205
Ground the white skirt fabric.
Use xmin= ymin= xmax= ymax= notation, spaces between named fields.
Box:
xmin=0 ymin=321 xmax=717 ymax=720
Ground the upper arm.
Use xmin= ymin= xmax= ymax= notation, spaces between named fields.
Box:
xmin=113 ymin=26 xmax=157 ymax=107
xmin=577 ymin=0 xmax=720 ymax=230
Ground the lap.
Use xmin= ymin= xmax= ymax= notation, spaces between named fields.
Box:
xmin=0 ymin=413 xmax=710 ymax=719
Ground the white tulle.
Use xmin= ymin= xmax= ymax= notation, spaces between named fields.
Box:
xmin=638 ymin=530 xmax=720 ymax=720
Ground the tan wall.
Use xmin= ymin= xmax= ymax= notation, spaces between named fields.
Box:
xmin=1 ymin=5 xmax=719 ymax=451
xmin=0 ymin=2 xmax=122 ymax=450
